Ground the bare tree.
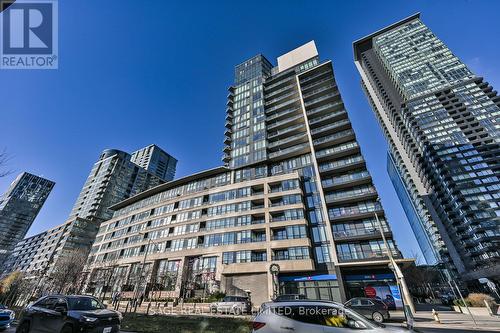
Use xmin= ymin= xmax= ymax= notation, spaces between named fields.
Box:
xmin=48 ymin=249 xmax=88 ymax=294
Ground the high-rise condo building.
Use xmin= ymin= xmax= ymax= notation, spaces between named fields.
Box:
xmin=0 ymin=145 xmax=174 ymax=280
xmin=131 ymin=144 xmax=177 ymax=182
xmin=69 ymin=148 xmax=169 ymax=223
xmin=353 ymin=13 xmax=499 ymax=282
xmin=86 ymin=42 xmax=410 ymax=306
xmin=0 ymin=172 xmax=54 ymax=265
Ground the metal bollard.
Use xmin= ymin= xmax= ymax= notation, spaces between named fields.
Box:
xmin=432 ymin=309 xmax=441 ymax=323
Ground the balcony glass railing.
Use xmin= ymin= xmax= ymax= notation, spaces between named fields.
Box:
xmin=333 ymin=228 xmax=385 ymax=238
xmin=299 ymin=69 xmax=332 ymax=84
xmin=308 ymin=110 xmax=346 ymax=126
xmin=268 ymin=124 xmax=305 ymax=139
xmin=266 ymin=98 xmax=300 ymax=113
xmin=266 ymin=91 xmax=298 ymax=106
xmin=338 ymin=250 xmax=400 ymax=261
xmin=313 ymin=129 xmax=353 ymax=146
xmin=329 ymin=203 xmax=383 ymax=218
xmin=325 ymin=187 xmax=376 ymax=202
xmin=267 ymin=114 xmax=304 ymax=130
xmin=322 ymin=171 xmax=371 ymax=187
xmin=267 ymin=107 xmax=300 ymax=121
xmin=319 ymin=155 xmax=364 ymax=172
xmin=311 ymin=119 xmax=351 ymax=136
xmin=269 ymin=133 xmax=307 ymax=149
xmin=304 ymin=92 xmax=339 ymax=107
xmin=302 ymin=84 xmax=336 ymax=99
xmin=301 ymin=76 xmax=334 ymax=92
xmin=316 ymin=141 xmax=358 ymax=158
xmin=269 ymin=143 xmax=309 ymax=159
xmin=306 ymin=101 xmax=343 ymax=117
xmin=265 ymin=76 xmax=296 ymax=91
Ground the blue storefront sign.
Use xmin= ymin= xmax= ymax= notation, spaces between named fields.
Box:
xmin=279 ymin=274 xmax=337 ymax=282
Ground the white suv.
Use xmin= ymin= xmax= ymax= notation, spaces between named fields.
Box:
xmin=252 ymin=300 xmax=407 ymax=332
xmin=210 ymin=296 xmax=252 ymax=315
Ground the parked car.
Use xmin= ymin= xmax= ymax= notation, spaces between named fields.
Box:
xmin=252 ymin=300 xmax=405 ymax=332
xmin=210 ymin=295 xmax=251 ymax=315
xmin=344 ymin=297 xmax=390 ymax=323
xmin=16 ymin=295 xmax=122 ymax=333
xmin=274 ymin=294 xmax=308 ymax=301
xmin=0 ymin=304 xmax=15 ymax=331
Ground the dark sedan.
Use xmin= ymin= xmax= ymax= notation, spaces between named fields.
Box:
xmin=16 ymin=295 xmax=121 ymax=333
xmin=344 ymin=297 xmax=390 ymax=323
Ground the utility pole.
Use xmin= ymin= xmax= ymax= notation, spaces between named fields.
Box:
xmin=374 ymin=207 xmax=415 ymax=316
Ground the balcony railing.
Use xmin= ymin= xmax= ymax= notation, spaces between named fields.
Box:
xmin=308 ymin=110 xmax=347 ymax=126
xmin=266 ymin=107 xmax=301 ymax=122
xmin=311 ymin=119 xmax=351 ymax=136
xmin=267 ymin=114 xmax=304 ymax=130
xmin=302 ymin=84 xmax=336 ymax=99
xmin=304 ymin=92 xmax=339 ymax=107
xmin=338 ymin=250 xmax=399 ymax=261
xmin=268 ymin=133 xmax=307 ymax=149
xmin=319 ymin=156 xmax=364 ymax=173
xmin=268 ymin=124 xmax=305 ymax=139
xmin=316 ymin=142 xmax=358 ymax=159
xmin=269 ymin=143 xmax=309 ymax=159
xmin=306 ymin=101 xmax=343 ymax=117
xmin=266 ymin=98 xmax=300 ymax=114
xmin=313 ymin=129 xmax=354 ymax=146
xmin=329 ymin=204 xmax=383 ymax=218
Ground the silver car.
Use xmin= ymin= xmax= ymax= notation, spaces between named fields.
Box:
xmin=252 ymin=300 xmax=408 ymax=332
xmin=210 ymin=295 xmax=251 ymax=315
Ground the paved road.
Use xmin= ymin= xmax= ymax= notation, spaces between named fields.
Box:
xmin=6 ymin=310 xmax=499 ymax=333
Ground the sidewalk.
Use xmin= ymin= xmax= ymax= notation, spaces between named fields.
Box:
xmin=386 ymin=310 xmax=500 ymax=333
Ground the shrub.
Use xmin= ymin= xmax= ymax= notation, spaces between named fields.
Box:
xmin=465 ymin=293 xmax=494 ymax=307
xmin=453 ymin=299 xmax=471 ymax=307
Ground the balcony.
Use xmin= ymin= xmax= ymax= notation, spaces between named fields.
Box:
xmin=265 ymin=90 xmax=298 ymax=107
xmin=338 ymin=250 xmax=400 ymax=262
xmin=315 ymin=142 xmax=359 ymax=161
xmin=311 ymin=119 xmax=351 ymax=137
xmin=313 ymin=129 xmax=354 ymax=149
xmin=301 ymin=76 xmax=334 ymax=93
xmin=302 ymin=84 xmax=336 ymax=99
xmin=319 ymin=156 xmax=365 ymax=174
xmin=306 ymin=101 xmax=344 ymax=118
xmin=224 ymin=135 xmax=231 ymax=144
xmin=304 ymin=92 xmax=339 ymax=108
xmin=267 ymin=114 xmax=304 ymax=131
xmin=308 ymin=110 xmax=348 ymax=128
xmin=266 ymin=98 xmax=300 ymax=114
xmin=265 ymin=76 xmax=296 ymax=92
xmin=268 ymin=123 xmax=305 ymax=140
xmin=266 ymin=84 xmax=296 ymax=99
xmin=333 ymin=228 xmax=391 ymax=240
xmin=299 ymin=69 xmax=332 ymax=84
xmin=268 ymin=133 xmax=308 ymax=150
xmin=325 ymin=188 xmax=377 ymax=205
xmin=266 ymin=107 xmax=301 ymax=122
xmin=268 ymin=143 xmax=310 ymax=161
xmin=321 ymin=171 xmax=372 ymax=190
xmin=329 ymin=204 xmax=383 ymax=221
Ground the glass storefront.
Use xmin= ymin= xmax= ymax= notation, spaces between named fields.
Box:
xmin=344 ymin=273 xmax=402 ymax=309
xmin=279 ymin=274 xmax=341 ymax=301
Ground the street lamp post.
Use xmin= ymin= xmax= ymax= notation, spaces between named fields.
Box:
xmin=373 ymin=203 xmax=415 ymax=317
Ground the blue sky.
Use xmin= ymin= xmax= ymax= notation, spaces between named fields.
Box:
xmin=1 ymin=0 xmax=499 ymax=260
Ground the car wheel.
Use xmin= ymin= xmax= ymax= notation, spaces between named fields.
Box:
xmin=60 ymin=325 xmax=73 ymax=333
xmin=16 ymin=322 xmax=30 ymax=333
xmin=372 ymin=311 xmax=384 ymax=323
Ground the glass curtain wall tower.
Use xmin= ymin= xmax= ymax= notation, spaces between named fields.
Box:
xmin=0 ymin=172 xmax=54 ymax=265
xmin=354 ymin=13 xmax=500 ymax=282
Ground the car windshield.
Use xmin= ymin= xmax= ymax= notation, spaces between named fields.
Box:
xmin=67 ymin=296 xmax=104 ymax=311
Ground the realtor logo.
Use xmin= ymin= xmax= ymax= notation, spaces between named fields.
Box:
xmin=0 ymin=0 xmax=58 ymax=69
